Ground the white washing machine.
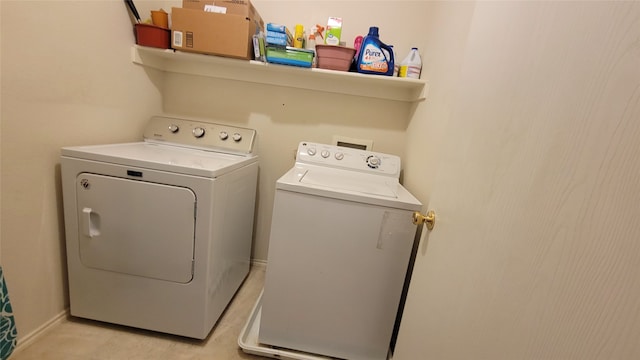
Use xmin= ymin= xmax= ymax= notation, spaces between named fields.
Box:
xmin=61 ymin=116 xmax=258 ymax=339
xmin=258 ymin=142 xmax=422 ymax=360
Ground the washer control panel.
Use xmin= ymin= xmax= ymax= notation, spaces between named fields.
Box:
xmin=296 ymin=142 xmax=400 ymax=177
xmin=143 ymin=116 xmax=256 ymax=155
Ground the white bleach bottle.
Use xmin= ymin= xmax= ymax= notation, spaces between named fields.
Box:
xmin=399 ymin=47 xmax=422 ymax=79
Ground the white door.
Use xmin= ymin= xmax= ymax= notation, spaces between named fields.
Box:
xmin=76 ymin=173 xmax=196 ymax=283
xmin=395 ymin=2 xmax=640 ymax=359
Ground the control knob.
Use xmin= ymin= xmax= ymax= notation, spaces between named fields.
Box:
xmin=219 ymin=131 xmax=229 ymax=140
xmin=307 ymin=148 xmax=317 ymax=156
xmin=367 ymin=155 xmax=381 ymax=169
xmin=233 ymin=133 xmax=242 ymax=142
xmin=321 ymin=150 xmax=330 ymax=158
xmin=335 ymin=152 xmax=344 ymax=160
xmin=192 ymin=127 xmax=205 ymax=138
xmin=168 ymin=124 xmax=179 ymax=133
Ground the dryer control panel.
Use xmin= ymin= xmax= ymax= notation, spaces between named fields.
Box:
xmin=143 ymin=116 xmax=256 ymax=155
xmin=296 ymin=142 xmax=400 ymax=178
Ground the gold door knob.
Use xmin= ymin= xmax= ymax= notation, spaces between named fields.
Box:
xmin=412 ymin=210 xmax=436 ymax=230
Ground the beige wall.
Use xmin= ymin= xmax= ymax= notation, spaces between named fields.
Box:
xmin=1 ymin=0 xmax=165 ymax=343
xmin=404 ymin=1 xmax=475 ymax=203
xmin=0 ymin=0 xmax=432 ymax=343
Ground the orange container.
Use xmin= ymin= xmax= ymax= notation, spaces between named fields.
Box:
xmin=151 ymin=10 xmax=169 ymax=28
xmin=135 ymin=24 xmax=170 ymax=49
xmin=315 ymin=44 xmax=356 ymax=72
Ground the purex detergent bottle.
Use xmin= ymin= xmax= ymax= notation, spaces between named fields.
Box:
xmin=356 ymin=26 xmax=394 ymax=76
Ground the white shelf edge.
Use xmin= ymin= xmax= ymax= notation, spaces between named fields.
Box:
xmin=131 ymin=45 xmax=427 ymax=103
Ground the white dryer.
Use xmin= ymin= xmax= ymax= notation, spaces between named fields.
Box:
xmin=61 ymin=116 xmax=258 ymax=339
xmin=258 ymin=142 xmax=422 ymax=360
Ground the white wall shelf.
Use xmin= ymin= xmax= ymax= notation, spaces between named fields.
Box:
xmin=131 ymin=45 xmax=427 ymax=102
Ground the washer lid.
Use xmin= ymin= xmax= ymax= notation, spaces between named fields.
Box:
xmin=301 ymin=166 xmax=399 ymax=198
xmin=61 ymin=142 xmax=257 ymax=177
xmin=276 ymin=165 xmax=422 ymax=210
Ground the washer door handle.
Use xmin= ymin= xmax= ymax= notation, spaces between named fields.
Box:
xmin=82 ymin=207 xmax=101 ymax=238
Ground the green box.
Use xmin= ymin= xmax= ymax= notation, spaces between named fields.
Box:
xmin=325 ymin=17 xmax=342 ymax=45
xmin=266 ymin=46 xmax=314 ymax=68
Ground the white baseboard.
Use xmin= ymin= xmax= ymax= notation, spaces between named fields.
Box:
xmin=251 ymin=259 xmax=267 ymax=267
xmin=12 ymin=309 xmax=69 ymax=355
xmin=11 ymin=259 xmax=267 ymax=355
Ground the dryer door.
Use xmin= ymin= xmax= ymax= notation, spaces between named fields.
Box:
xmin=75 ymin=173 xmax=195 ymax=283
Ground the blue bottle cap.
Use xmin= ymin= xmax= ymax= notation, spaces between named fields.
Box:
xmin=368 ymin=26 xmax=379 ymax=36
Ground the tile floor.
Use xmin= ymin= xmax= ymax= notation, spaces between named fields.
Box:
xmin=10 ymin=264 xmax=270 ymax=360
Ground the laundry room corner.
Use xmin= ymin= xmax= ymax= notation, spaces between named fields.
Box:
xmin=1 ymin=0 xmax=167 ymax=345
xmin=402 ymin=1 xmax=476 ymax=204
xmin=2 ymin=0 xmax=432 ymax=351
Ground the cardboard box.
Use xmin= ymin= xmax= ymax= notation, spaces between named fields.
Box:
xmin=171 ymin=0 xmax=264 ymax=60
xmin=182 ymin=0 xmax=214 ymax=10
xmin=181 ymin=0 xmax=263 ymax=26
xmin=325 ymin=17 xmax=342 ymax=45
